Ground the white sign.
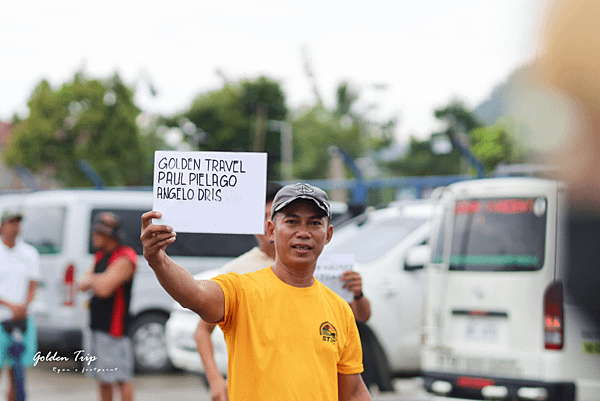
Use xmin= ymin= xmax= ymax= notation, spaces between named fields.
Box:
xmin=314 ymin=254 xmax=355 ymax=303
xmin=152 ymin=150 xmax=267 ymax=234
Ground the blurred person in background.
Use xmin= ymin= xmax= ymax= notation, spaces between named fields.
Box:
xmin=0 ymin=210 xmax=39 ymax=401
xmin=79 ymin=212 xmax=137 ymax=401
xmin=516 ymin=0 xmax=600 ymax=329
xmin=195 ymin=182 xmax=373 ymax=401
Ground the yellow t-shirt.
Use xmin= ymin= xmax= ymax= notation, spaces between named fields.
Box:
xmin=212 ymin=266 xmax=363 ymax=401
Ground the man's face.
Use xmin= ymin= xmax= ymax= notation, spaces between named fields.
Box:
xmin=91 ymin=231 xmax=111 ymax=251
xmin=0 ymin=218 xmax=21 ymax=241
xmin=254 ymin=200 xmax=274 ymax=250
xmin=268 ymin=200 xmax=333 ymax=270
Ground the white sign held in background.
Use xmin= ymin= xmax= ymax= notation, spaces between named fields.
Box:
xmin=314 ymin=254 xmax=355 ymax=302
xmin=152 ymin=150 xmax=267 ymax=234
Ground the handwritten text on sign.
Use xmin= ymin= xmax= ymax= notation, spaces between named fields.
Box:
xmin=314 ymin=254 xmax=355 ymax=303
xmin=153 ymin=150 xmax=267 ymax=234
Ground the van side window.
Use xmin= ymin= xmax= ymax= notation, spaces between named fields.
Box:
xmin=89 ymin=209 xmax=257 ymax=257
xmin=22 ymin=206 xmax=66 ymax=255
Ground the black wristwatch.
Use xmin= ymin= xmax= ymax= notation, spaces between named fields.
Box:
xmin=353 ymin=291 xmax=364 ymax=301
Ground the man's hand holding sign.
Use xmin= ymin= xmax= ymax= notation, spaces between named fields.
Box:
xmin=141 ymin=151 xmax=372 ymax=400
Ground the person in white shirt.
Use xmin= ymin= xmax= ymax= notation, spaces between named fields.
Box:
xmin=0 ymin=210 xmax=40 ymax=401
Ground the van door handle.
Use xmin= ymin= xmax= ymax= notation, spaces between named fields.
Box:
xmin=380 ymin=286 xmax=397 ymax=299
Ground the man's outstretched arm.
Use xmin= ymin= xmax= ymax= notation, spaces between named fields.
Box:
xmin=141 ymin=211 xmax=224 ymax=323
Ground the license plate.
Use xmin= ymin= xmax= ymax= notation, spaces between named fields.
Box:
xmin=465 ymin=318 xmax=499 ymax=341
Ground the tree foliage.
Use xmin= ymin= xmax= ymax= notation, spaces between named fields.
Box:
xmin=173 ymin=76 xmax=287 ymax=179
xmin=386 ymin=100 xmax=524 ymax=177
xmin=4 ymin=73 xmax=159 ymax=187
xmin=291 ymin=104 xmax=362 ymax=179
xmin=386 ymin=137 xmax=462 ymax=176
xmin=287 ymin=80 xmax=401 ymax=181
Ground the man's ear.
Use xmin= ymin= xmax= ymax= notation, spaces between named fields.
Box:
xmin=266 ymin=220 xmax=276 ymax=243
xmin=325 ymin=224 xmax=333 ymax=245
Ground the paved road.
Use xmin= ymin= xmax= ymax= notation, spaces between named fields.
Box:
xmin=0 ymin=361 xmax=439 ymax=400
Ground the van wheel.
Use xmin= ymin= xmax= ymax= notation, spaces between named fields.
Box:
xmin=357 ymin=322 xmax=395 ymax=392
xmin=128 ymin=313 xmax=175 ymax=373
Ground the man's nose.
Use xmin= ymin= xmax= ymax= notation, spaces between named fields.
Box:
xmin=295 ymin=223 xmax=310 ymax=237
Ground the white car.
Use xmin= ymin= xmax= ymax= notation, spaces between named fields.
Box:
xmin=165 ymin=199 xmax=436 ymax=384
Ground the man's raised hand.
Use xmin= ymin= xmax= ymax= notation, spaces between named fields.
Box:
xmin=140 ymin=211 xmax=176 ymax=268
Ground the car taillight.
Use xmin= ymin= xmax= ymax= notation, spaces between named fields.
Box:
xmin=457 ymin=376 xmax=495 ymax=389
xmin=544 ymin=281 xmax=563 ymax=350
xmin=64 ymin=263 xmax=75 ymax=307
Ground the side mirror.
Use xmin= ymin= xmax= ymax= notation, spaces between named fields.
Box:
xmin=404 ymin=245 xmax=431 ymax=271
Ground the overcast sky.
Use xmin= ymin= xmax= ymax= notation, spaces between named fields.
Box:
xmin=1 ymin=0 xmax=543 ymax=142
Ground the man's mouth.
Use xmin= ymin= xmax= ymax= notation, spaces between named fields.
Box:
xmin=292 ymin=244 xmax=312 ymax=251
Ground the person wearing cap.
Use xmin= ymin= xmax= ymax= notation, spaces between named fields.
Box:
xmin=194 ymin=183 xmax=372 ymax=401
xmin=0 ymin=210 xmax=40 ymax=401
xmin=79 ymin=212 xmax=137 ymax=401
xmin=141 ymin=183 xmax=372 ymax=400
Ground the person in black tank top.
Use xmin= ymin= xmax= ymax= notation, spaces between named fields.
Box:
xmin=79 ymin=212 xmax=137 ymax=401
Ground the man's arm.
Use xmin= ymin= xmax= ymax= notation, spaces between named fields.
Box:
xmin=79 ymin=257 xmax=135 ymax=298
xmin=0 ymin=280 xmax=38 ymax=321
xmin=342 ymin=271 xmax=371 ymax=322
xmin=141 ymin=211 xmax=224 ymax=323
xmin=24 ymin=280 xmax=37 ymax=308
xmin=338 ymin=373 xmax=372 ymax=401
xmin=78 ymin=266 xmax=95 ymax=292
xmin=195 ymin=319 xmax=228 ymax=401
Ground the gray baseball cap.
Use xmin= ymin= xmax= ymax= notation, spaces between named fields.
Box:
xmin=271 ymin=183 xmax=331 ymax=219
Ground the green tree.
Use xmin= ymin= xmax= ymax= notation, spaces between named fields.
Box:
xmin=434 ymin=101 xmax=526 ymax=174
xmin=386 ymin=137 xmax=462 ymax=176
xmin=4 ymin=72 xmax=158 ymax=187
xmin=291 ymin=104 xmax=362 ymax=179
xmin=290 ymin=80 xmax=399 ymax=181
xmin=387 ymin=100 xmax=522 ymax=177
xmin=471 ymin=122 xmax=516 ymax=173
xmin=172 ymin=76 xmax=287 ymax=179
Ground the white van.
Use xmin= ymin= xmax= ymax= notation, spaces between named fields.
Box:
xmin=421 ymin=178 xmax=600 ymax=400
xmin=166 ymin=199 xmax=436 ymax=388
xmin=4 ymin=189 xmax=259 ymax=372
xmin=2 ymin=188 xmax=349 ymax=373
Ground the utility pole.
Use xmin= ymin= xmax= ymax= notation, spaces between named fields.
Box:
xmin=301 ymin=46 xmax=324 ymax=105
xmin=252 ymin=103 xmax=267 ymax=152
xmin=269 ymin=120 xmax=293 ymax=181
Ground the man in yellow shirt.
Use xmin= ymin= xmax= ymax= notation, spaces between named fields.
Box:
xmin=194 ymin=183 xmax=372 ymax=400
xmin=141 ymin=183 xmax=371 ymax=400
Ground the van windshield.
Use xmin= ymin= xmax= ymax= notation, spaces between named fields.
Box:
xmin=448 ymin=197 xmax=547 ymax=272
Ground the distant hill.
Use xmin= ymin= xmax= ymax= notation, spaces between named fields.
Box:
xmin=473 ymin=62 xmax=538 ymax=125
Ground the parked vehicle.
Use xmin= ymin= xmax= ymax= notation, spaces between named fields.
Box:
xmin=0 ymin=188 xmax=349 ymax=373
xmin=421 ymin=177 xmax=600 ymax=400
xmin=3 ymin=189 xmax=258 ymax=373
xmin=166 ymin=199 xmax=436 ymax=383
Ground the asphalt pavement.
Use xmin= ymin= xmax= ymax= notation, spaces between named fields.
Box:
xmin=0 ymin=360 xmax=439 ymax=400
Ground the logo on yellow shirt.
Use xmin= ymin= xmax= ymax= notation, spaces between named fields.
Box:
xmin=320 ymin=322 xmax=337 ymax=344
